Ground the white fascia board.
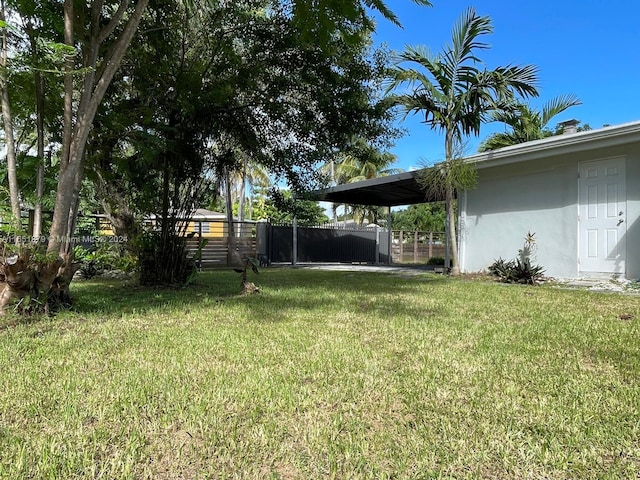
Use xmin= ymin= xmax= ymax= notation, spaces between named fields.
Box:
xmin=465 ymin=120 xmax=640 ymax=170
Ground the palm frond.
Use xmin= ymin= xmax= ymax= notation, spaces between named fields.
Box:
xmin=481 ymin=93 xmax=581 ymax=151
xmin=540 ymin=94 xmax=581 ymax=126
xmin=448 ymin=8 xmax=492 ymax=69
xmin=478 ymin=132 xmax=520 ymax=152
xmin=363 ymin=0 xmax=401 ymax=26
xmin=364 ymin=0 xmax=432 ymax=26
xmin=490 ymin=64 xmax=540 ymax=99
xmin=390 ymin=6 xmax=539 ymax=156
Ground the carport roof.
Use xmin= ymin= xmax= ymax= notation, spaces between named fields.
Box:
xmin=309 ymin=120 xmax=640 ymax=207
xmin=309 ymin=170 xmax=438 ymax=207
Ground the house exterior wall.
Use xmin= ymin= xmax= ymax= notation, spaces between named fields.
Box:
xmin=625 ymin=148 xmax=640 ymax=279
xmin=460 ymin=142 xmax=640 ymax=279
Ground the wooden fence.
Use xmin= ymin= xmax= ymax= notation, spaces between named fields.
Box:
xmin=185 ymin=220 xmax=257 ymax=269
xmin=391 ymin=230 xmax=447 ymax=264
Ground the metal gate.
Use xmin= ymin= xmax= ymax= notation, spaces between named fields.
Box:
xmin=263 ymin=223 xmax=390 ymax=264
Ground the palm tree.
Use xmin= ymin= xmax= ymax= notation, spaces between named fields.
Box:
xmin=388 ymin=7 xmax=539 ymax=274
xmin=323 ymin=143 xmax=401 ymax=225
xmin=340 ymin=149 xmax=401 ymax=226
xmin=235 ymin=154 xmax=272 ymax=221
xmin=479 ymin=94 xmax=582 ymax=151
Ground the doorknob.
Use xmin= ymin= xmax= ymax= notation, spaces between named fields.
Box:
xmin=617 ymin=219 xmax=624 ymax=226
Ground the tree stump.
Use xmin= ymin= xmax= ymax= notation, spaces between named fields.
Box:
xmin=0 ymin=250 xmax=79 ymax=315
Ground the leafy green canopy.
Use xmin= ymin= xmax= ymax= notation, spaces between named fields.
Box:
xmin=87 ymin=0 xmax=397 ymax=229
xmin=392 ymin=203 xmax=445 ymax=232
xmin=291 ymin=0 xmax=432 ymax=45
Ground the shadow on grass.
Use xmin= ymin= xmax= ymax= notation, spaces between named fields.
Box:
xmin=67 ymin=268 xmax=449 ymax=321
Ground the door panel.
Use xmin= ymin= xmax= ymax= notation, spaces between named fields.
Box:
xmin=578 ymin=157 xmax=626 ymax=274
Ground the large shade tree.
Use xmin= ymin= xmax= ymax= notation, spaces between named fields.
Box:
xmin=479 ymin=94 xmax=582 ymax=151
xmin=388 ymin=7 xmax=539 ymax=274
xmin=87 ymin=0 xmax=402 ymax=276
xmin=0 ymin=0 xmax=149 ymax=311
xmin=0 ymin=0 xmax=432 ymax=308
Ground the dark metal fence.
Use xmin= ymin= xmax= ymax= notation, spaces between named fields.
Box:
xmin=266 ymin=223 xmax=390 ymax=264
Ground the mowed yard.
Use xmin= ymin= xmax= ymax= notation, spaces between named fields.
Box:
xmin=0 ymin=269 xmax=639 ymax=479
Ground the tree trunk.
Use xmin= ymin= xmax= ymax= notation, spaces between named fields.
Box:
xmin=224 ymin=166 xmax=237 ymax=266
xmin=0 ymin=0 xmax=21 ymax=228
xmin=94 ymin=170 xmax=140 ymax=240
xmin=238 ymin=154 xmax=247 ymax=222
xmin=0 ymin=0 xmax=149 ymax=314
xmin=446 ymin=184 xmax=460 ymax=275
xmin=48 ymin=0 xmax=150 ymax=255
xmin=0 ymin=255 xmax=33 ymax=315
xmin=444 ymin=128 xmax=460 ymax=275
xmin=32 ymin=33 xmax=46 ymax=240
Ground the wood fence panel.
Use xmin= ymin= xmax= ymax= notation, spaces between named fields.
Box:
xmin=391 ymin=231 xmax=447 ymax=264
xmin=185 ymin=220 xmax=257 ymax=269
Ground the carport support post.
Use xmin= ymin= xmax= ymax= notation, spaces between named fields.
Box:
xmin=387 ymin=208 xmax=392 ymax=265
xmin=292 ymin=216 xmax=298 ymax=266
xmin=445 ymin=211 xmax=450 ymax=272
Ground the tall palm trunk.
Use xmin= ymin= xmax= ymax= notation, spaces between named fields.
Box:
xmin=445 ymin=184 xmax=460 ymax=274
xmin=445 ymin=129 xmax=460 ymax=275
xmin=223 ymin=166 xmax=237 ymax=266
xmin=238 ymin=154 xmax=247 ymax=222
xmin=26 ymin=19 xmax=47 ymax=240
xmin=33 ymin=69 xmax=46 ymax=239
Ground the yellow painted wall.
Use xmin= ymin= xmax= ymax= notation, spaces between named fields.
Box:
xmin=189 ymin=221 xmax=225 ymax=238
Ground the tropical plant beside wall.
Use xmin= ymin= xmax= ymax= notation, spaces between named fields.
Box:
xmin=488 ymin=232 xmax=545 ymax=284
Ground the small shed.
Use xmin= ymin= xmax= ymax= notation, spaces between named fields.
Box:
xmin=313 ymin=120 xmax=640 ymax=280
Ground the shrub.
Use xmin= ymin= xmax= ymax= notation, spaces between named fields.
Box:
xmin=427 ymin=256 xmax=445 ymax=266
xmin=137 ymin=232 xmax=194 ymax=286
xmin=74 ymin=243 xmax=137 ymax=279
xmin=488 ymin=232 xmax=545 ymax=285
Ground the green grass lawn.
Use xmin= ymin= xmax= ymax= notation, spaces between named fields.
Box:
xmin=0 ymin=269 xmax=639 ymax=479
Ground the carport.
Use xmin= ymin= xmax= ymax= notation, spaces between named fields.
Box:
xmin=310 ymin=170 xmax=432 ymax=206
xmin=305 ymin=169 xmax=448 ymax=266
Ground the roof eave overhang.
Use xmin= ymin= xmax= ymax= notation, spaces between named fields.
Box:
xmin=305 ymin=121 xmax=640 ymax=207
xmin=468 ymin=121 xmax=640 ymax=170
xmin=309 ymin=170 xmax=437 ymax=207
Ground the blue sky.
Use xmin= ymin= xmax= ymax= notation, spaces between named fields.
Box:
xmin=372 ymin=0 xmax=640 ymax=171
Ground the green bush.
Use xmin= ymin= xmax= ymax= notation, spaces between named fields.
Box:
xmin=427 ymin=256 xmax=445 ymax=266
xmin=74 ymin=243 xmax=137 ymax=279
xmin=136 ymin=231 xmax=199 ymax=286
xmin=488 ymin=232 xmax=545 ymax=285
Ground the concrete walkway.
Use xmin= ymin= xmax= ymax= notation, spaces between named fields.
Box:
xmin=273 ymin=263 xmax=436 ymax=276
xmin=271 ymin=263 xmax=640 ymax=293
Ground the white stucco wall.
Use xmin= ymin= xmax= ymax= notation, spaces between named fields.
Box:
xmin=624 ymin=150 xmax=640 ymax=279
xmin=460 ymin=143 xmax=640 ymax=280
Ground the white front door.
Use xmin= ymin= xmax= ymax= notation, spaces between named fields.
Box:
xmin=578 ymin=157 xmax=626 ymax=274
